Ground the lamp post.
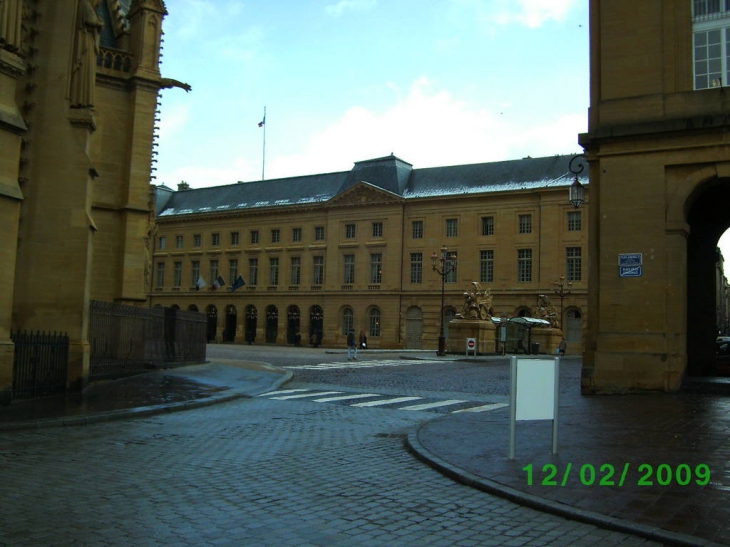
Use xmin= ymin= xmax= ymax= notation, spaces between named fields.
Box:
xmin=568 ymin=154 xmax=586 ymax=208
xmin=432 ymin=246 xmax=457 ymax=356
xmin=552 ymin=275 xmax=572 ymax=331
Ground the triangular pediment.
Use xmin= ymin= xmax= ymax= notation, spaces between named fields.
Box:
xmin=328 ymin=181 xmax=403 ymax=207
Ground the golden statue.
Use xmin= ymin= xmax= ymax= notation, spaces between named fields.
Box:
xmin=457 ymin=282 xmax=493 ymax=320
xmin=533 ymin=294 xmax=560 ymax=329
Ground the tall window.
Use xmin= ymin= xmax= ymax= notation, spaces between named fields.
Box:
xmin=229 ymin=259 xmax=238 ymax=282
xmin=693 ymin=2 xmax=730 ymax=89
xmin=159 ymin=236 xmax=166 ymax=250
xmin=251 ymin=230 xmax=259 ymax=244
xmin=344 ymin=254 xmax=355 ymax=284
xmin=567 ymin=247 xmax=582 ymax=282
xmin=412 ymin=220 xmax=423 ymax=239
xmin=271 ymin=229 xmax=280 ymax=243
xmin=269 ymin=257 xmax=279 ymax=285
xmin=210 ymin=259 xmax=219 ymax=282
xmin=212 ymin=233 xmax=220 ymax=246
xmin=370 ymin=253 xmax=382 ymax=284
xmin=193 ymin=234 xmax=201 ymax=247
xmin=518 ymin=249 xmax=532 ymax=282
xmin=292 ymin=227 xmax=302 ymax=242
xmin=342 ymin=308 xmax=354 ymax=335
xmin=313 ymin=256 xmax=325 ymax=285
xmin=519 ymin=214 xmax=532 ymax=234
xmin=369 ymin=308 xmax=381 ymax=337
xmin=173 ymin=261 xmax=182 ymax=287
xmin=445 ymin=251 xmax=458 ymax=283
xmin=410 ymin=252 xmax=423 ymax=284
xmin=446 ymin=218 xmax=458 ymax=237
xmin=156 ymin=262 xmax=165 ymax=288
xmin=345 ymin=223 xmax=356 ymax=239
xmin=479 ymin=250 xmax=494 ymax=283
xmin=231 ymin=232 xmax=239 ymax=245
xmin=315 ymin=226 xmax=325 ymax=241
xmin=372 ymin=222 xmax=383 ymax=238
xmin=191 ymin=260 xmax=200 ymax=286
xmin=175 ymin=235 xmax=183 ymax=249
xmin=481 ymin=216 xmax=494 ymax=236
xmin=249 ymin=258 xmax=258 ymax=286
xmin=291 ymin=257 xmax=301 ymax=285
xmin=567 ymin=211 xmax=582 ymax=231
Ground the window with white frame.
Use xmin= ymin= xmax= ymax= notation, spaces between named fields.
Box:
xmin=412 ymin=220 xmax=423 ymax=239
xmin=313 ymin=256 xmax=325 ymax=285
xmin=210 ymin=259 xmax=219 ymax=282
xmin=271 ymin=229 xmax=280 ymax=243
xmin=370 ymin=253 xmax=382 ymax=284
xmin=176 ymin=235 xmax=183 ymax=249
xmin=212 ymin=233 xmax=220 ymax=246
xmin=369 ymin=308 xmax=381 ymax=337
xmin=269 ymin=257 xmax=279 ymax=285
xmin=342 ymin=307 xmax=354 ymax=335
xmin=446 ymin=218 xmax=458 ymax=237
xmin=344 ymin=254 xmax=355 ymax=284
xmin=173 ymin=261 xmax=182 ymax=287
xmin=481 ymin=216 xmax=494 ymax=236
xmin=292 ymin=227 xmax=302 ymax=242
xmin=291 ymin=257 xmax=301 ymax=285
xmin=345 ymin=223 xmax=356 ymax=239
xmin=159 ymin=236 xmax=166 ymax=250
xmin=229 ymin=259 xmax=238 ymax=283
xmin=372 ymin=222 xmax=383 ymax=238
xmin=315 ymin=226 xmax=325 ymax=241
xmin=693 ymin=1 xmax=730 ymax=89
xmin=445 ymin=251 xmax=458 ymax=283
xmin=567 ymin=211 xmax=582 ymax=232
xmin=231 ymin=232 xmax=239 ymax=246
xmin=156 ymin=262 xmax=165 ymax=288
xmin=410 ymin=252 xmax=423 ymax=284
xmin=517 ymin=249 xmax=532 ymax=282
xmin=479 ymin=250 xmax=494 ymax=283
xmin=519 ymin=214 xmax=532 ymax=234
xmin=191 ymin=260 xmax=200 ymax=286
xmin=249 ymin=258 xmax=258 ymax=286
xmin=567 ymin=247 xmax=582 ymax=282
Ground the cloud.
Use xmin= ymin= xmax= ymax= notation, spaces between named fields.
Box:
xmin=258 ymin=77 xmax=584 ymax=181
xmin=325 ymin=0 xmax=377 ymax=18
xmin=453 ymin=0 xmax=579 ymax=29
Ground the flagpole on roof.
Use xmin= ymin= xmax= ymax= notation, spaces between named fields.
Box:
xmin=259 ymin=106 xmax=266 ymax=181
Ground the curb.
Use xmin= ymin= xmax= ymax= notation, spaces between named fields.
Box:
xmin=404 ymin=424 xmax=721 ymax=547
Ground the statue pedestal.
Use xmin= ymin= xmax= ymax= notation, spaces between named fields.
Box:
xmin=446 ymin=319 xmax=496 ymax=354
xmin=530 ymin=328 xmax=563 ymax=355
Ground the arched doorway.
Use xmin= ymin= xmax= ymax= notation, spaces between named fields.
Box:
xmin=406 ymin=306 xmax=422 ymax=349
xmin=206 ymin=305 xmax=217 ymax=342
xmin=309 ymin=305 xmax=323 ymax=346
xmin=266 ymin=305 xmax=278 ymax=343
xmin=686 ymin=178 xmax=730 ymax=376
xmin=188 ymin=304 xmax=199 ymax=312
xmin=223 ymin=305 xmax=237 ymax=342
xmin=287 ymin=305 xmax=300 ymax=345
xmin=245 ymin=305 xmax=257 ymax=344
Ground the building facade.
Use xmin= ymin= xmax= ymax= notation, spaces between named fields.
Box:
xmin=581 ymin=0 xmax=730 ymax=392
xmin=151 ymin=154 xmax=589 ymax=353
xmin=0 ymin=0 xmax=185 ymax=401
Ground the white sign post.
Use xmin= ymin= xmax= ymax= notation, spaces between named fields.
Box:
xmin=508 ymin=356 xmax=560 ymax=460
xmin=466 ymin=337 xmax=477 ymax=356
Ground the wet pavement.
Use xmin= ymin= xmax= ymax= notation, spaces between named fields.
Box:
xmin=1 ymin=354 xmax=728 ymax=546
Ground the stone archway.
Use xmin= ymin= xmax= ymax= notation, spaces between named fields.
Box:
xmin=266 ymin=305 xmax=278 ymax=344
xmin=287 ymin=305 xmax=301 ymax=345
xmin=245 ymin=305 xmax=257 ymax=344
xmin=686 ymin=177 xmax=730 ymax=377
xmin=223 ymin=305 xmax=237 ymax=343
xmin=309 ymin=306 xmax=323 ymax=347
xmin=206 ymin=305 xmax=217 ymax=342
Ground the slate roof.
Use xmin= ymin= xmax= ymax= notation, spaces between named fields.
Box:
xmin=157 ymin=154 xmax=587 ymax=218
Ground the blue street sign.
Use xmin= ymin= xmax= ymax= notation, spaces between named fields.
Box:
xmin=619 ymin=265 xmax=642 ymax=277
xmin=618 ymin=253 xmax=643 ymax=267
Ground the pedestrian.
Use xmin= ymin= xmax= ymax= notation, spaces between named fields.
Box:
xmin=359 ymin=330 xmax=367 ymax=350
xmin=347 ymin=329 xmax=358 ymax=361
xmin=558 ymin=338 xmax=567 ymax=356
xmin=294 ymin=331 xmax=301 ymax=347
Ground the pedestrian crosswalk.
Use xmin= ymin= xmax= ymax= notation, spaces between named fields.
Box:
xmin=284 ymin=359 xmax=442 ymax=371
xmin=258 ymin=388 xmax=507 ymax=414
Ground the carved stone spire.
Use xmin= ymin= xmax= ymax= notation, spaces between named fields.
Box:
xmin=128 ymin=0 xmax=167 ymax=78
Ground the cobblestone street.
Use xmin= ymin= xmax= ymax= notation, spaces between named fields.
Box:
xmin=1 ymin=388 xmax=660 ymax=546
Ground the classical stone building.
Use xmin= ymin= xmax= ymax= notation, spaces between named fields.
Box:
xmin=580 ymin=1 xmax=730 ymax=392
xmin=0 ymin=0 xmax=186 ymax=401
xmin=151 ymin=154 xmax=589 ymax=353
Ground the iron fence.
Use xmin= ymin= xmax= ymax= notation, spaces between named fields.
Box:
xmin=89 ymin=301 xmax=206 ymax=379
xmin=11 ymin=331 xmax=69 ymax=400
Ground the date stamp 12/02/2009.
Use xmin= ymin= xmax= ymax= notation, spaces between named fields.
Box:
xmin=523 ymin=463 xmax=711 ymax=487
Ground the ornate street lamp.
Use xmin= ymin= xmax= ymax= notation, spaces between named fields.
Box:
xmin=553 ymin=275 xmax=572 ymax=331
xmin=432 ymin=246 xmax=457 ymax=356
xmin=568 ymin=154 xmax=586 ymax=208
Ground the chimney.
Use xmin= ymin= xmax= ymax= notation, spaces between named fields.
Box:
xmin=177 ymin=181 xmax=190 ymax=191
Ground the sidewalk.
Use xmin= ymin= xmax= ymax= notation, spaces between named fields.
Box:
xmin=1 ymin=355 xmax=728 ymax=546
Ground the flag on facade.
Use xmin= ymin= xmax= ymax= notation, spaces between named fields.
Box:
xmin=196 ymin=276 xmax=206 ymax=291
xmin=217 ymin=274 xmax=226 ymax=287
xmin=230 ymin=274 xmax=246 ymax=292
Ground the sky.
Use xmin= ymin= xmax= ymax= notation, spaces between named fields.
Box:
xmin=154 ymin=0 xmax=589 ymax=188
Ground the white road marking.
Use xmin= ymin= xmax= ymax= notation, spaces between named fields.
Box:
xmin=350 ymin=396 xmax=423 ymax=407
xmin=452 ymin=403 xmax=508 ymax=413
xmin=269 ymin=391 xmax=343 ymax=400
xmin=398 ymin=400 xmax=466 ymax=411
xmin=312 ymin=393 xmax=381 ymax=402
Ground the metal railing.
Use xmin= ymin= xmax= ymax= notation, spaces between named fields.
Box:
xmin=11 ymin=331 xmax=69 ymax=400
xmin=89 ymin=301 xmax=206 ymax=379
